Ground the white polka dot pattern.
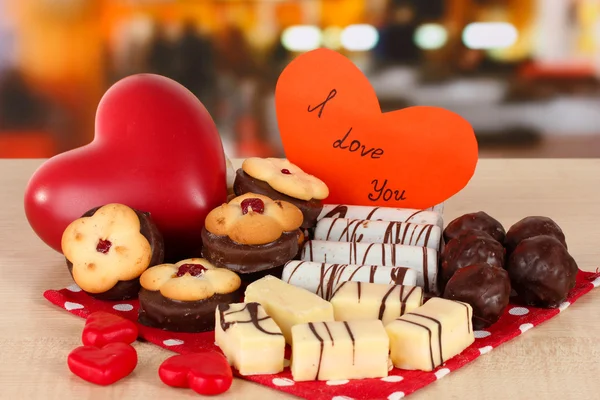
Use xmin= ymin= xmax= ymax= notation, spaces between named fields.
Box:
xmin=558 ymin=301 xmax=570 ymax=312
xmin=64 ymin=301 xmax=84 ymax=311
xmin=112 ymin=304 xmax=134 ymax=312
xmin=434 ymin=368 xmax=450 ymax=380
xmin=479 ymin=346 xmax=493 ymax=355
xmin=163 ymin=339 xmax=184 ymax=346
xmin=326 ymin=380 xmax=349 ymax=386
xmin=272 ymin=378 xmax=295 ymax=387
xmin=381 ymin=376 xmax=404 ymax=383
xmin=332 ymin=396 xmax=354 ymax=400
xmin=474 ymin=330 xmax=491 ymax=339
xmin=509 ymin=307 xmax=529 ymax=316
xmin=66 ymin=284 xmax=82 ymax=292
xmin=388 ymin=392 xmax=405 ymax=400
xmin=519 ymin=323 xmax=534 ymax=333
xmin=592 ymin=276 xmax=600 ymax=288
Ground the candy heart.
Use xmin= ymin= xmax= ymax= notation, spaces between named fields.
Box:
xmin=275 ymin=49 xmax=478 ymax=209
xmin=82 ymin=311 xmax=138 ymax=347
xmin=159 ymin=352 xmax=233 ymax=395
xmin=67 ymin=342 xmax=138 ymax=385
xmin=25 ymin=74 xmax=227 ymax=261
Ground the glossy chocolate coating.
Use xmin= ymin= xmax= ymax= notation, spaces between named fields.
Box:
xmin=234 ymin=169 xmax=322 ymax=229
xmin=444 ymin=211 xmax=505 ymax=243
xmin=440 ymin=231 xmax=505 ymax=290
xmin=66 ymin=206 xmax=165 ymax=301
xmin=138 ymin=288 xmax=242 ymax=332
xmin=444 ymin=263 xmax=511 ymax=329
xmin=505 ymin=216 xmax=567 ymax=255
xmin=507 ymin=235 xmax=578 ymax=308
xmin=201 ymin=227 xmax=301 ymax=275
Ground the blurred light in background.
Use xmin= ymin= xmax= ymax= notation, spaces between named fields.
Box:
xmin=341 ymin=24 xmax=379 ymax=51
xmin=281 ymin=25 xmax=321 ymax=51
xmin=414 ymin=23 xmax=448 ymax=50
xmin=462 ymin=22 xmax=518 ymax=50
xmin=322 ymin=26 xmax=343 ymax=50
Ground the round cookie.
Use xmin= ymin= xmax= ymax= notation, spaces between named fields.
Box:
xmin=504 ymin=216 xmax=566 ymax=254
xmin=62 ymin=203 xmax=164 ymax=300
xmin=443 ymin=263 xmax=511 ymax=329
xmin=506 ymin=235 xmax=578 ymax=308
xmin=201 ymin=193 xmax=304 ymax=280
xmin=233 ymin=158 xmax=328 ymax=229
xmin=139 ymin=258 xmax=242 ymax=332
xmin=443 ymin=211 xmax=505 ymax=243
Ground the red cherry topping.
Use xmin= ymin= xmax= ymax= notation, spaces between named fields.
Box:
xmin=281 ymin=168 xmax=291 ymax=175
xmin=96 ymin=239 xmax=112 ymax=254
xmin=176 ymin=264 xmax=207 ymax=277
xmin=240 ymin=198 xmax=265 ymax=215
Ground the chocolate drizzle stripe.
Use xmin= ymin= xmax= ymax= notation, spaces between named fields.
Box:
xmin=378 ymin=285 xmax=397 ymax=320
xmin=414 ymin=225 xmax=428 ymax=246
xmin=383 ymin=221 xmax=394 ymax=244
xmin=343 ymin=321 xmax=356 ymax=365
xmin=286 ymin=261 xmax=305 ymax=283
xmin=399 ymin=286 xmax=406 ymax=315
xmin=455 ymin=301 xmax=472 ymax=334
xmin=308 ymin=322 xmax=324 ymax=380
xmin=323 ymin=205 xmax=348 ymax=219
xmin=406 ymin=210 xmax=425 ymax=222
xmin=323 ymin=322 xmax=334 ymax=345
xmin=357 ymin=281 xmax=362 ymax=302
xmin=401 ymin=223 xmax=410 ymax=245
xmin=347 ymin=265 xmax=364 ymax=282
xmin=411 ymin=313 xmax=443 ymax=365
xmin=390 ymin=267 xmax=407 ymax=284
xmin=423 ymin=225 xmax=434 ymax=247
xmin=409 ymin=225 xmax=418 ymax=245
xmin=369 ymin=265 xmax=377 ymax=282
xmin=332 ymin=264 xmax=349 ymax=296
xmin=218 ymin=303 xmax=282 ymax=336
xmin=422 ymin=247 xmax=430 ymax=293
xmin=361 ymin=243 xmax=376 ymax=265
xmin=325 ymin=219 xmax=337 ymax=240
xmin=397 ymin=319 xmax=435 ymax=371
xmin=365 ymin=207 xmax=380 ymax=220
xmin=395 ymin=222 xmax=402 ymax=244
xmin=330 ymin=280 xmax=348 ymax=299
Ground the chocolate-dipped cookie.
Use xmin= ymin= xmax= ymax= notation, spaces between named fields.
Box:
xmin=504 ymin=216 xmax=567 ymax=254
xmin=202 ymin=193 xmax=304 ymax=281
xmin=233 ymin=157 xmax=328 ymax=229
xmin=443 ymin=211 xmax=505 ymax=243
xmin=443 ymin=263 xmax=511 ymax=329
xmin=506 ymin=235 xmax=578 ymax=308
xmin=440 ymin=231 xmax=505 ymax=291
xmin=62 ymin=203 xmax=164 ymax=300
xmin=138 ymin=258 xmax=242 ymax=332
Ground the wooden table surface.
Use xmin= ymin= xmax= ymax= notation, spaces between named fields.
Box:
xmin=1 ymin=159 xmax=599 ymax=400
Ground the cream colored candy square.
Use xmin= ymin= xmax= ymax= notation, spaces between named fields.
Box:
xmin=330 ymin=282 xmax=423 ymax=325
xmin=291 ymin=320 xmax=389 ymax=381
xmin=215 ymin=302 xmax=285 ymax=375
xmin=244 ymin=275 xmax=334 ymax=344
xmin=386 ymin=298 xmax=474 ymax=372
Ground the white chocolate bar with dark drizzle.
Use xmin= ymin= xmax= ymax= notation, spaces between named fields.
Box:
xmin=291 ymin=320 xmax=389 ymax=381
xmin=300 ymin=240 xmax=438 ymax=292
xmin=315 ymin=218 xmax=441 ymax=249
xmin=244 ymin=275 xmax=334 ymax=344
xmin=282 ymin=261 xmax=417 ymax=300
xmin=385 ymin=298 xmax=474 ymax=372
xmin=330 ymin=282 xmax=423 ymax=325
xmin=318 ymin=204 xmax=443 ymax=228
xmin=215 ymin=302 xmax=285 ymax=375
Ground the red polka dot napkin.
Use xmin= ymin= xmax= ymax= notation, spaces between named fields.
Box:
xmin=44 ymin=270 xmax=600 ymax=399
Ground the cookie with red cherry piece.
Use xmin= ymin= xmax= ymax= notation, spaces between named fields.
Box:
xmin=233 ymin=158 xmax=328 ymax=229
xmin=62 ymin=203 xmax=164 ymax=300
xmin=201 ymin=193 xmax=304 ymax=280
xmin=138 ymin=258 xmax=242 ymax=332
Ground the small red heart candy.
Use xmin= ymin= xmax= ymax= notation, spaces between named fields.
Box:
xmin=67 ymin=342 xmax=138 ymax=385
xmin=82 ymin=311 xmax=139 ymax=347
xmin=159 ymin=352 xmax=233 ymax=395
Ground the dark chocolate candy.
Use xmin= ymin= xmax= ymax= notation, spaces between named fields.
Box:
xmin=138 ymin=288 xmax=242 ymax=333
xmin=233 ymin=169 xmax=322 ymax=229
xmin=504 ymin=216 xmax=567 ymax=254
xmin=443 ymin=263 xmax=511 ymax=329
xmin=506 ymin=235 xmax=578 ymax=308
xmin=444 ymin=211 xmax=505 ymax=243
xmin=440 ymin=231 xmax=505 ymax=291
xmin=66 ymin=206 xmax=165 ymax=301
xmin=201 ymin=227 xmax=301 ymax=275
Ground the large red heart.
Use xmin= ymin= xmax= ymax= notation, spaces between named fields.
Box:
xmin=24 ymin=74 xmax=227 ymax=260
xmin=82 ymin=311 xmax=138 ymax=347
xmin=67 ymin=342 xmax=138 ymax=385
xmin=275 ymin=49 xmax=478 ymax=209
xmin=159 ymin=352 xmax=233 ymax=395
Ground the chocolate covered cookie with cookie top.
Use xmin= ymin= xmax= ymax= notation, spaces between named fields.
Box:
xmin=233 ymin=158 xmax=328 ymax=229
xmin=138 ymin=258 xmax=242 ymax=332
xmin=62 ymin=203 xmax=164 ymax=300
xmin=201 ymin=193 xmax=304 ymax=281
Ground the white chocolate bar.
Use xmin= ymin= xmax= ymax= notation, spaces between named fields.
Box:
xmin=244 ymin=275 xmax=334 ymax=344
xmin=301 ymin=240 xmax=438 ymax=292
xmin=318 ymin=204 xmax=443 ymax=228
xmin=315 ymin=218 xmax=441 ymax=249
xmin=330 ymin=282 xmax=423 ymax=325
xmin=385 ymin=298 xmax=474 ymax=372
xmin=282 ymin=261 xmax=417 ymax=300
xmin=291 ymin=320 xmax=389 ymax=381
xmin=215 ymin=302 xmax=285 ymax=375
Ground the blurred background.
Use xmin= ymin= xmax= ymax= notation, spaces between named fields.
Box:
xmin=1 ymin=0 xmax=600 ymax=159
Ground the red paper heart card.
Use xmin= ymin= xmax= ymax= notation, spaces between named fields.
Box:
xmin=275 ymin=49 xmax=478 ymax=209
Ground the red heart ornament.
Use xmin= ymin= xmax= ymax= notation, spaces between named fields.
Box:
xmin=82 ymin=311 xmax=138 ymax=347
xmin=159 ymin=352 xmax=233 ymax=395
xmin=275 ymin=49 xmax=478 ymax=209
xmin=24 ymin=74 xmax=227 ymax=260
xmin=67 ymin=342 xmax=138 ymax=385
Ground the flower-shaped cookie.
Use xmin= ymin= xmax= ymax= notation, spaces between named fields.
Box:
xmin=205 ymin=193 xmax=303 ymax=245
xmin=140 ymin=258 xmax=241 ymax=301
xmin=62 ymin=204 xmax=153 ymax=294
xmin=242 ymin=158 xmax=329 ymax=201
